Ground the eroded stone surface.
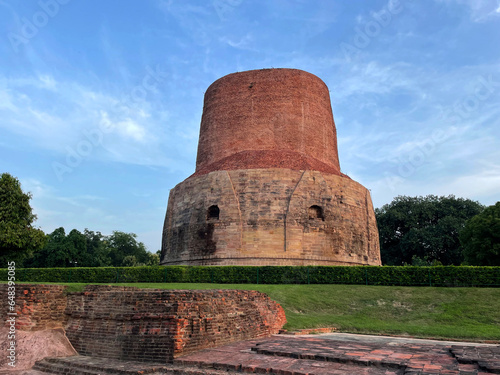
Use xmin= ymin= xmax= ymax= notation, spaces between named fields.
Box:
xmin=0 ymin=328 xmax=76 ymax=372
xmin=162 ymin=168 xmax=380 ymax=266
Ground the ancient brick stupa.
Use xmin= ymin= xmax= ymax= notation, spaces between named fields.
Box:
xmin=161 ymin=68 xmax=381 ymax=266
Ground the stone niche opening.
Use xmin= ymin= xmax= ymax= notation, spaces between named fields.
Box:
xmin=207 ymin=205 xmax=220 ymax=220
xmin=308 ymin=205 xmax=324 ymax=221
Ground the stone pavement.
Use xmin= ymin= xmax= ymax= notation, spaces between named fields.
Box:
xmin=176 ymin=334 xmax=500 ymax=374
xmin=311 ymin=333 xmax=498 ymax=347
xmin=9 ymin=333 xmax=500 ymax=375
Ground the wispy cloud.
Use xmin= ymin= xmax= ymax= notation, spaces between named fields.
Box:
xmin=0 ymin=73 xmax=193 ymax=172
xmin=220 ymin=33 xmax=255 ymax=50
xmin=438 ymin=0 xmax=500 ymax=22
xmin=330 ymin=61 xmax=421 ymax=102
xmin=329 ymin=57 xmax=500 ymax=207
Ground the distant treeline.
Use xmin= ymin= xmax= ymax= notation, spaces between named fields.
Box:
xmin=22 ymin=227 xmax=159 ymax=268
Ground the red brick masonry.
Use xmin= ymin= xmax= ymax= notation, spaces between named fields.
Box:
xmin=195 ymin=69 xmax=341 ymax=176
xmin=7 ymin=285 xmax=499 ymax=374
xmin=68 ymin=285 xmax=286 ymax=362
xmin=0 ymin=284 xmax=67 ymax=331
xmin=1 ymin=284 xmax=286 ymax=364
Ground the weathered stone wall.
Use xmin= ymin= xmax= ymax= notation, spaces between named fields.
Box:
xmin=195 ymin=68 xmax=340 ymax=177
xmin=0 ymin=284 xmax=67 ymax=331
xmin=161 ymin=168 xmax=380 ymax=266
xmin=65 ymin=285 xmax=286 ymax=362
xmin=161 ymin=68 xmax=381 ymax=266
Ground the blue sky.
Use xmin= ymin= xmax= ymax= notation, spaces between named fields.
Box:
xmin=1 ymin=0 xmax=499 ymax=253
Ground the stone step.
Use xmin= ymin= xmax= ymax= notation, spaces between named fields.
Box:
xmin=33 ymin=359 xmax=106 ymax=375
xmin=37 ymin=356 xmax=168 ymax=374
xmin=31 ymin=355 xmax=242 ymax=375
xmin=173 ymin=337 xmax=497 ymax=375
xmin=31 ymin=353 xmax=402 ymax=375
xmin=29 ymin=341 xmax=500 ymax=375
xmin=174 ymin=349 xmax=403 ymax=374
xmin=451 ymin=346 xmax=500 ymax=374
xmin=251 ymin=340 xmax=407 ymax=369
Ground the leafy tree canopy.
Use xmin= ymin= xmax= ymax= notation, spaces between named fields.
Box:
xmin=26 ymin=227 xmax=108 ymax=268
xmin=25 ymin=228 xmax=157 ymax=268
xmin=375 ymin=195 xmax=484 ymax=266
xmin=107 ymin=231 xmax=149 ymax=266
xmin=0 ymin=173 xmax=46 ymax=267
xmin=460 ymin=202 xmax=500 ymax=266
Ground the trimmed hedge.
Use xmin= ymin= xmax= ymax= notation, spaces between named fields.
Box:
xmin=1 ymin=266 xmax=499 ymax=287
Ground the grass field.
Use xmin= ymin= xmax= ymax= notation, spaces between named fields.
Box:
xmin=20 ymin=282 xmax=500 ymax=341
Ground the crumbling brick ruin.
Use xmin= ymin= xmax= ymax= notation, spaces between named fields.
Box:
xmin=161 ymin=68 xmax=381 ymax=266
xmin=65 ymin=285 xmax=286 ymax=362
xmin=0 ymin=284 xmax=286 ymax=365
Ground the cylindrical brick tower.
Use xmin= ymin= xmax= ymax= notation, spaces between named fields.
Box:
xmin=194 ymin=69 xmax=340 ymax=176
xmin=161 ymin=68 xmax=381 ymax=266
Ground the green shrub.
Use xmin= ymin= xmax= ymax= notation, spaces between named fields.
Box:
xmin=1 ymin=265 xmax=499 ymax=287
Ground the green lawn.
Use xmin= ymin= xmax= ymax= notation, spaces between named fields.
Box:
xmin=21 ymin=282 xmax=500 ymax=341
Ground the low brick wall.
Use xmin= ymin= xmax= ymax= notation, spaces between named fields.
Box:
xmin=0 ymin=284 xmax=68 ymax=331
xmin=0 ymin=284 xmax=286 ymax=363
xmin=65 ymin=285 xmax=286 ymax=362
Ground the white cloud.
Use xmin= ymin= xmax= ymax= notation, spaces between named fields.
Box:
xmin=38 ymin=75 xmax=57 ymax=90
xmin=435 ymin=0 xmax=500 ymax=22
xmin=98 ymin=111 xmax=147 ymax=143
xmin=0 ymin=89 xmax=17 ymax=111
xmin=0 ymin=73 xmax=191 ymax=171
xmin=331 ymin=59 xmax=500 ymax=210
xmin=330 ymin=61 xmax=421 ymax=102
xmin=370 ymin=160 xmax=500 ymax=208
xmin=19 ymin=178 xmax=52 ymax=200
xmin=220 ymin=33 xmax=255 ymax=50
xmin=462 ymin=0 xmax=500 ymax=21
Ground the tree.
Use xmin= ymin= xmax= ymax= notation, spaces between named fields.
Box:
xmin=0 ymin=173 xmax=46 ymax=267
xmin=83 ymin=229 xmax=111 ymax=267
xmin=121 ymin=255 xmax=139 ymax=267
xmin=106 ymin=231 xmax=149 ymax=267
xmin=27 ymin=227 xmax=72 ymax=268
xmin=146 ymin=251 xmax=160 ymax=266
xmin=27 ymin=228 xmax=111 ymax=267
xmin=460 ymin=202 xmax=500 ymax=266
xmin=376 ymin=195 xmax=484 ymax=266
xmin=26 ymin=228 xmax=150 ymax=267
